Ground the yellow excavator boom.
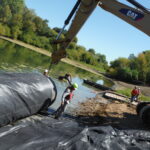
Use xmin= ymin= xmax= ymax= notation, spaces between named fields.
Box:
xmin=51 ymin=0 xmax=99 ymax=64
xmin=99 ymin=0 xmax=150 ymax=36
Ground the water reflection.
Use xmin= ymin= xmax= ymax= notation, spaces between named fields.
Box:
xmin=0 ymin=39 xmax=113 ymax=111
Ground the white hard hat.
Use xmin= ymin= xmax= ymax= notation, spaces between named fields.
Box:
xmin=44 ymin=69 xmax=48 ymax=73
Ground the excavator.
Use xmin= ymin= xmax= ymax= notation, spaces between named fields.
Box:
xmin=51 ymin=0 xmax=150 ymax=65
xmin=50 ymin=0 xmax=150 ymax=125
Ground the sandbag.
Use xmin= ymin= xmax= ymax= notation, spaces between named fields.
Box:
xmin=0 ymin=72 xmax=57 ymax=127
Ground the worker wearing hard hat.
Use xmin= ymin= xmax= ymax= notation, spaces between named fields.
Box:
xmin=61 ymin=83 xmax=78 ymax=105
xmin=54 ymin=74 xmax=78 ymax=119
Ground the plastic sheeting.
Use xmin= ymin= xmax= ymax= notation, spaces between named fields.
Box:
xmin=0 ymin=114 xmax=150 ymax=150
xmin=0 ymin=72 xmax=57 ymax=127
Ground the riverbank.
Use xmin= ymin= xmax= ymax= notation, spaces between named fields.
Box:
xmin=75 ymin=92 xmax=149 ymax=130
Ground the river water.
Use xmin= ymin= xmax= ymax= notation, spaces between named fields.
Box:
xmin=0 ymin=39 xmax=113 ymax=112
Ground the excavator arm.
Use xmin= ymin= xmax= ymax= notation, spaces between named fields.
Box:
xmin=51 ymin=0 xmax=99 ymax=64
xmin=51 ymin=0 xmax=150 ymax=65
xmin=99 ymin=0 xmax=150 ymax=36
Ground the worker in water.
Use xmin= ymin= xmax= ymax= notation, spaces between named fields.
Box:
xmin=43 ymin=69 xmax=49 ymax=77
xmin=54 ymin=82 xmax=78 ymax=119
xmin=58 ymin=73 xmax=72 ymax=85
xmin=130 ymin=86 xmax=140 ymax=102
xmin=64 ymin=73 xmax=72 ymax=85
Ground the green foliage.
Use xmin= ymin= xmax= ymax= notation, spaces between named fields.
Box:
xmin=132 ymin=69 xmax=139 ymax=80
xmin=110 ymin=57 xmax=130 ymax=68
xmin=108 ymin=50 xmax=150 ymax=85
xmin=68 ymin=42 xmax=76 ymax=49
xmin=67 ymin=45 xmax=108 ymax=71
xmin=88 ymin=48 xmax=95 ymax=55
xmin=116 ymin=89 xmax=131 ymax=97
xmin=0 ymin=0 xmax=108 ymax=71
xmin=0 ymin=0 xmax=54 ymax=50
xmin=11 ymin=26 xmax=22 ymax=39
xmin=0 ymin=24 xmax=5 ymax=35
xmin=140 ymin=95 xmax=150 ymax=102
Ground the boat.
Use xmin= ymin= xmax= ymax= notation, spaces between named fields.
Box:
xmin=83 ymin=79 xmax=113 ymax=91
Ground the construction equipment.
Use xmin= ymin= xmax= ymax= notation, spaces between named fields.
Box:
xmin=51 ymin=0 xmax=150 ymax=125
xmin=51 ymin=0 xmax=99 ymax=64
xmin=136 ymin=102 xmax=150 ymax=125
xmin=51 ymin=0 xmax=150 ymax=65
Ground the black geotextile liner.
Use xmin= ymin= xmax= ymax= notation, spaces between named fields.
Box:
xmin=0 ymin=115 xmax=150 ymax=150
xmin=0 ymin=72 xmax=57 ymax=127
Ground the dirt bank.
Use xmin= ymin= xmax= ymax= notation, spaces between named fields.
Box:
xmin=75 ymin=93 xmax=149 ymax=130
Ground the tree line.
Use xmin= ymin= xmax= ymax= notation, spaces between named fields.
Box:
xmin=0 ymin=0 xmax=108 ymax=70
xmin=108 ymin=51 xmax=150 ymax=85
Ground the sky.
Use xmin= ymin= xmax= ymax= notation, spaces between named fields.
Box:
xmin=25 ymin=0 xmax=150 ymax=63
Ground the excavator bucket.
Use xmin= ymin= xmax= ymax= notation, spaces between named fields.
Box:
xmin=51 ymin=0 xmax=99 ymax=65
xmin=51 ymin=41 xmax=67 ymax=64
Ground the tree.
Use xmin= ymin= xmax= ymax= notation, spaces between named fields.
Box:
xmin=88 ymin=48 xmax=95 ymax=55
xmin=34 ymin=17 xmax=50 ymax=36
xmin=137 ymin=53 xmax=148 ymax=82
xmin=110 ymin=57 xmax=129 ymax=68
xmin=0 ymin=5 xmax=12 ymax=23
xmin=131 ymin=70 xmax=139 ymax=81
xmin=0 ymin=24 xmax=5 ymax=35
xmin=96 ymin=53 xmax=107 ymax=64
xmin=11 ymin=26 xmax=22 ymax=39
xmin=22 ymin=8 xmax=36 ymax=32
xmin=128 ymin=53 xmax=136 ymax=60
xmin=68 ymin=42 xmax=76 ymax=50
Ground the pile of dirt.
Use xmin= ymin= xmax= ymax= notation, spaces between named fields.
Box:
xmin=75 ymin=94 xmax=146 ymax=129
xmin=76 ymin=96 xmax=136 ymax=118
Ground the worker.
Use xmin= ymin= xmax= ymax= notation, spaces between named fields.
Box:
xmin=130 ymin=86 xmax=139 ymax=102
xmin=64 ymin=73 xmax=72 ymax=85
xmin=58 ymin=73 xmax=72 ymax=85
xmin=137 ymin=87 xmax=141 ymax=100
xmin=43 ymin=69 xmax=49 ymax=77
xmin=54 ymin=83 xmax=78 ymax=119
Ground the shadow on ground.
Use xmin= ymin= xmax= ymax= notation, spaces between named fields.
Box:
xmin=76 ymin=113 xmax=148 ymax=130
xmin=47 ymin=108 xmax=150 ymax=131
